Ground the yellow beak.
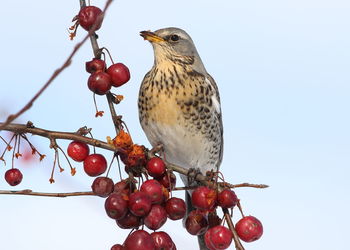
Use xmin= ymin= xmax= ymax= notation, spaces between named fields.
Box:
xmin=140 ymin=31 xmax=165 ymax=43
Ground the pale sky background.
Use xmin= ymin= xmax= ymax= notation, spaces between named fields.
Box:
xmin=0 ymin=0 xmax=349 ymax=249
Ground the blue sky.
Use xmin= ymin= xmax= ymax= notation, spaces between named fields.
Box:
xmin=0 ymin=0 xmax=349 ymax=249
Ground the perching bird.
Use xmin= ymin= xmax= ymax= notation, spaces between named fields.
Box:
xmin=138 ymin=28 xmax=223 ymax=249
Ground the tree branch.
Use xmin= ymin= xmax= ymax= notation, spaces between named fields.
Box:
xmin=223 ymin=208 xmax=245 ymax=250
xmin=0 ymin=189 xmax=94 ymax=197
xmin=0 ymin=122 xmax=116 ymax=151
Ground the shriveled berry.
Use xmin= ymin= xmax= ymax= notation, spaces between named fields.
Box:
xmin=116 ymin=211 xmax=141 ymax=229
xmin=124 ymin=230 xmax=156 ymax=250
xmin=104 ymin=193 xmax=128 ymax=220
xmin=86 ymin=58 xmax=106 ymax=73
xmin=156 ymin=171 xmax=176 ymax=190
xmin=107 ymin=63 xmax=130 ymax=87
xmin=110 ymin=244 xmax=125 ymax=250
xmin=83 ymin=153 xmax=107 ymax=177
xmin=235 ymin=216 xmax=263 ymax=242
xmin=114 ymin=179 xmax=136 ymax=195
xmin=91 ymin=177 xmax=114 ymax=197
xmin=87 ymin=71 xmax=112 ymax=95
xmin=144 ymin=204 xmax=167 ymax=230
xmin=185 ymin=210 xmax=208 ymax=235
xmin=204 ymin=225 xmax=232 ymax=250
xmin=146 ymin=157 xmax=166 ymax=178
xmin=5 ymin=168 xmax=23 ymax=186
xmin=165 ymin=197 xmax=186 ymax=220
xmin=151 ymin=231 xmax=176 ymax=250
xmin=67 ymin=141 xmax=90 ymax=162
xmin=217 ymin=189 xmax=238 ymax=209
xmin=78 ymin=6 xmax=103 ymax=31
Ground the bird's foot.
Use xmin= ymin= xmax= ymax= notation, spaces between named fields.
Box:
xmin=149 ymin=143 xmax=164 ymax=157
xmin=187 ymin=167 xmax=203 ymax=186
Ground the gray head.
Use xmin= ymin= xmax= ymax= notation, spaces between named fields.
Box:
xmin=140 ymin=27 xmax=206 ymax=73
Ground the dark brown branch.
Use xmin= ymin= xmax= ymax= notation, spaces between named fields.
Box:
xmin=0 ymin=189 xmax=94 ymax=197
xmin=223 ymin=208 xmax=245 ymax=250
xmin=0 ymin=122 xmax=116 ymax=152
xmin=0 ymin=122 xmax=268 ymax=197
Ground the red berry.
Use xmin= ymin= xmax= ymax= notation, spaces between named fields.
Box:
xmin=165 ymin=197 xmax=186 ymax=220
xmin=88 ymin=71 xmax=112 ymax=95
xmin=140 ymin=179 xmax=164 ymax=204
xmin=111 ymin=244 xmax=125 ymax=250
xmin=78 ymin=6 xmax=103 ymax=31
xmin=235 ymin=216 xmax=263 ymax=242
xmin=5 ymin=168 xmax=23 ymax=186
xmin=155 ymin=171 xmax=176 ymax=190
xmin=151 ymin=231 xmax=176 ymax=250
xmin=185 ymin=210 xmax=209 ymax=235
xmin=67 ymin=141 xmax=90 ymax=162
xmin=104 ymin=193 xmax=128 ymax=220
xmin=83 ymin=153 xmax=107 ymax=177
xmin=86 ymin=58 xmax=106 ymax=73
xmin=107 ymin=63 xmax=130 ymax=87
xmin=116 ymin=211 xmax=141 ymax=229
xmin=217 ymin=189 xmax=238 ymax=209
xmin=204 ymin=225 xmax=232 ymax=250
xmin=124 ymin=230 xmax=156 ymax=250
xmin=114 ymin=179 xmax=136 ymax=195
xmin=192 ymin=186 xmax=217 ymax=211
xmin=129 ymin=191 xmax=152 ymax=217
xmin=144 ymin=204 xmax=167 ymax=230
xmin=91 ymin=177 xmax=114 ymax=197
xmin=146 ymin=157 xmax=166 ymax=178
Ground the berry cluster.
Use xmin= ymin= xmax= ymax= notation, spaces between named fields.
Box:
xmin=187 ymin=185 xmax=263 ymax=249
xmin=0 ymin=3 xmax=266 ymax=250
xmin=96 ymin=158 xmax=182 ymax=249
xmin=67 ymin=140 xmax=107 ymax=177
xmin=71 ymin=5 xmax=131 ymax=96
xmin=66 ymin=130 xmax=263 ymax=249
xmin=86 ymin=59 xmax=130 ymax=96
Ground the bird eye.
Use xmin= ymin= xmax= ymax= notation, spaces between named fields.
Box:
xmin=170 ymin=34 xmax=179 ymax=41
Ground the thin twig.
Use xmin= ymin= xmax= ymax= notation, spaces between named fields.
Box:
xmin=0 ymin=0 xmax=114 ymax=131
xmin=223 ymin=208 xmax=245 ymax=250
xmin=79 ymin=0 xmax=121 ymax=135
xmin=0 ymin=189 xmax=94 ymax=197
xmin=0 ymin=34 xmax=89 ymax=130
xmin=219 ymin=182 xmax=269 ymax=189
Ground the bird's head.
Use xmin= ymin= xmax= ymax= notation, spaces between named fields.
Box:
xmin=140 ymin=27 xmax=206 ymax=73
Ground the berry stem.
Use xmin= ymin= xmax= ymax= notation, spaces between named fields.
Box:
xmin=11 ymin=135 xmax=18 ymax=169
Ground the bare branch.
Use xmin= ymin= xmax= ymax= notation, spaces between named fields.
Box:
xmin=220 ymin=182 xmax=269 ymax=189
xmin=223 ymin=207 xmax=245 ymax=250
xmin=0 ymin=122 xmax=116 ymax=152
xmin=0 ymin=0 xmax=114 ymax=131
xmin=0 ymin=189 xmax=94 ymax=197
xmin=0 ymin=34 xmax=89 ymax=130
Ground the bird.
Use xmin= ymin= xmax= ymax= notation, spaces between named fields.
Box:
xmin=138 ymin=27 xmax=223 ymax=249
